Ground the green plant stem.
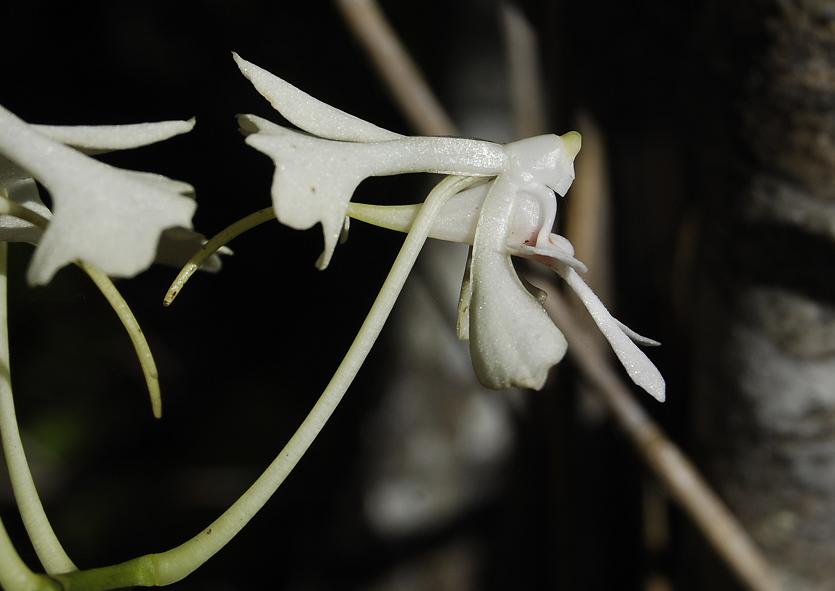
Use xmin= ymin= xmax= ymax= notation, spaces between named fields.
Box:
xmin=0 ymin=242 xmax=77 ymax=575
xmin=77 ymin=262 xmax=163 ymax=419
xmin=0 ymin=514 xmax=61 ymax=591
xmin=163 ymin=207 xmax=275 ymax=306
xmin=53 ymin=174 xmax=480 ymax=590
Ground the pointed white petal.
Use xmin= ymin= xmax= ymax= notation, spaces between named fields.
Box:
xmin=233 ymin=52 xmax=403 ymax=143
xmin=560 ymin=265 xmax=665 ymax=401
xmin=0 ymin=105 xmax=195 ymax=284
xmin=468 ymin=177 xmax=567 ymax=390
xmin=31 ymin=119 xmax=195 ymax=154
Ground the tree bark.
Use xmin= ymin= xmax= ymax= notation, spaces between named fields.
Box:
xmin=693 ymin=1 xmax=835 ymax=588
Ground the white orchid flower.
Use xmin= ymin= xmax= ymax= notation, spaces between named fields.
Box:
xmin=0 ymin=104 xmax=202 ymax=284
xmin=230 ymin=54 xmax=664 ymax=401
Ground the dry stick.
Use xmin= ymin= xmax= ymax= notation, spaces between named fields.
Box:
xmin=336 ymin=2 xmax=780 ymax=590
xmin=499 ymin=3 xmax=548 ymax=139
xmin=544 ymin=292 xmax=780 ymax=591
xmin=334 ymin=0 xmax=456 ymax=137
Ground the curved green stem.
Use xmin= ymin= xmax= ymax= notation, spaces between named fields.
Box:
xmin=164 ymin=207 xmax=276 ymax=306
xmin=54 ymin=175 xmax=479 ymax=590
xmin=77 ymin=262 xmax=162 ymax=419
xmin=0 ymin=514 xmax=61 ymax=591
xmin=0 ymin=242 xmax=77 ymax=575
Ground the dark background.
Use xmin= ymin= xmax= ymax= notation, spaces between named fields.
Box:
xmin=0 ymin=1 xmax=754 ymax=589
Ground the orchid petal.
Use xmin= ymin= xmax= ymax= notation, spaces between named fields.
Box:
xmin=31 ymin=119 xmax=195 ymax=154
xmin=0 ymin=105 xmax=195 ymax=284
xmin=240 ymin=116 xmax=505 ymax=268
xmin=468 ymin=176 xmax=567 ymax=390
xmin=558 ymin=264 xmax=666 ymax=401
xmin=234 ymin=52 xmax=402 ymax=143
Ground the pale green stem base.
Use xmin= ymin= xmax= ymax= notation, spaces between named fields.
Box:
xmin=0 ymin=242 xmax=77 ymax=575
xmin=0 ymin=513 xmax=61 ymax=591
xmin=53 ymin=175 xmax=479 ymax=590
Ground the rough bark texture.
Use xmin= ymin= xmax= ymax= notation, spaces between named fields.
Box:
xmin=693 ymin=1 xmax=835 ymax=588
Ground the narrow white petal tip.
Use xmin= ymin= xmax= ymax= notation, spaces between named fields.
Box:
xmin=560 ymin=265 xmax=667 ymax=402
xmin=653 ymin=383 xmax=666 ymax=403
xmin=32 ymin=118 xmax=197 ymax=153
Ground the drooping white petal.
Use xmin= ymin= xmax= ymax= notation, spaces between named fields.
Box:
xmin=31 ymin=119 xmax=195 ymax=154
xmin=558 ymin=264 xmax=666 ymax=401
xmin=233 ymin=53 xmax=402 ymax=143
xmin=0 ymin=104 xmax=195 ymax=284
xmin=240 ymin=116 xmax=505 ymax=268
xmin=467 ymin=176 xmax=567 ymax=390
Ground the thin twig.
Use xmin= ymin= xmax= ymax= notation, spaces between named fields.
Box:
xmin=544 ymin=290 xmax=780 ymax=591
xmin=336 ymin=3 xmax=781 ymax=590
xmin=334 ymin=0 xmax=456 ymax=137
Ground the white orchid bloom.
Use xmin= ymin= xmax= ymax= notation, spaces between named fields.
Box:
xmin=0 ymin=105 xmax=202 ymax=284
xmin=234 ymin=54 xmax=665 ymax=401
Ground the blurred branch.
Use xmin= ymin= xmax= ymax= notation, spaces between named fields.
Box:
xmin=499 ymin=2 xmax=548 ymax=138
xmin=543 ymin=287 xmax=779 ymax=591
xmin=334 ymin=0 xmax=456 ymax=136
xmin=565 ymin=113 xmax=613 ymax=303
xmin=336 ymin=2 xmax=781 ymax=590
